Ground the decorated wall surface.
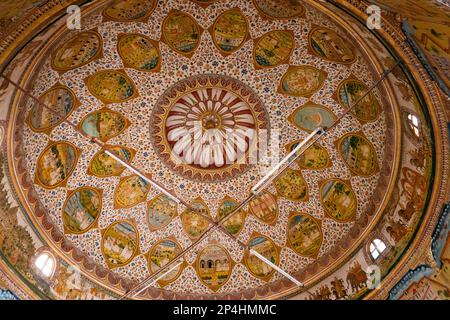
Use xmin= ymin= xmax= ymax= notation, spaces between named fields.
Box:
xmin=0 ymin=0 xmax=448 ymax=300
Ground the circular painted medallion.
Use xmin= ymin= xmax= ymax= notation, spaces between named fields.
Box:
xmin=103 ymin=0 xmax=157 ymax=22
xmin=287 ymin=212 xmax=322 ymax=257
xmin=211 ymin=8 xmax=248 ymax=56
xmin=337 ymin=133 xmax=379 ymax=176
xmin=252 ymin=0 xmax=306 ymax=19
xmin=254 ymin=30 xmax=294 ymax=69
xmin=148 ymin=239 xmax=183 ymax=287
xmin=147 ymin=195 xmax=178 ymax=231
xmin=337 ymin=78 xmax=381 ymax=123
xmin=195 ymin=244 xmax=233 ymax=292
xmin=117 ymin=33 xmax=161 ymax=72
xmin=35 ymin=141 xmax=79 ymax=189
xmin=309 ymin=27 xmax=356 ymax=64
xmin=101 ymin=220 xmax=139 ymax=269
xmin=279 ymin=66 xmax=327 ymax=97
xmin=244 ymin=235 xmax=279 ymax=280
xmin=151 ymin=74 xmax=269 ymax=182
xmin=62 ymin=187 xmax=102 ymax=234
xmin=51 ymin=31 xmax=102 ymax=72
xmin=27 ymin=85 xmax=78 ymax=133
xmin=85 ymin=70 xmax=138 ymax=104
xmin=319 ymin=179 xmax=357 ymax=222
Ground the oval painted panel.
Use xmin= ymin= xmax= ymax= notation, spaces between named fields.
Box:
xmin=85 ymin=70 xmax=137 ymax=104
xmin=196 ymin=244 xmax=232 ymax=292
xmin=274 ymin=168 xmax=309 ymax=202
xmin=337 ymin=79 xmax=381 ymax=122
xmin=191 ymin=0 xmax=218 ymax=7
xmin=320 ymin=179 xmax=357 ymax=222
xmin=62 ymin=187 xmax=102 ymax=234
xmin=309 ymin=27 xmax=356 ymax=64
xmin=287 ymin=213 xmax=322 ymax=257
xmin=52 ymin=31 xmax=102 ymax=71
xmin=117 ymin=33 xmax=161 ymax=71
xmin=147 ymin=195 xmax=178 ymax=231
xmin=103 ymin=0 xmax=157 ymax=21
xmin=114 ymin=175 xmax=151 ymax=209
xmin=148 ymin=239 xmax=183 ymax=287
xmin=279 ymin=66 xmax=327 ymax=97
xmin=288 ymin=103 xmax=337 ymax=132
xmin=245 ymin=235 xmax=279 ymax=280
xmin=217 ymin=197 xmax=247 ymax=235
xmin=80 ymin=109 xmax=129 ymax=142
xmin=254 ymin=30 xmax=294 ymax=68
xmin=35 ymin=142 xmax=79 ymax=189
xmin=162 ymin=11 xmax=201 ymax=56
xmin=212 ymin=9 xmax=248 ymax=55
xmin=248 ymin=191 xmax=279 ymax=225
xmin=101 ymin=220 xmax=139 ymax=268
xmin=27 ymin=85 xmax=77 ymax=133
xmin=287 ymin=141 xmax=331 ymax=170
xmin=181 ymin=198 xmax=210 ymax=240
xmin=252 ymin=0 xmax=306 ymax=19
xmin=338 ymin=134 xmax=379 ymax=176
xmin=88 ymin=146 xmax=134 ymax=178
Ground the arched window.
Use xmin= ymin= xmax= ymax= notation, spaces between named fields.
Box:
xmin=406 ymin=113 xmax=421 ymax=138
xmin=369 ymin=238 xmax=386 ymax=260
xmin=34 ymin=252 xmax=56 ymax=279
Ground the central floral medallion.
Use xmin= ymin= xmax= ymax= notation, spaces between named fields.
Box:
xmin=151 ymin=75 xmax=269 ymax=182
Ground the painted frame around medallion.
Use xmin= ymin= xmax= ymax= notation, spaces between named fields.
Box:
xmin=61 ymin=186 xmax=103 ymax=235
xmin=318 ymin=178 xmax=357 ymax=223
xmin=252 ymin=29 xmax=295 ymax=70
xmin=87 ymin=144 xmax=136 ymax=178
xmin=251 ymin=0 xmax=306 ymax=20
xmin=101 ymin=0 xmax=158 ymax=23
xmin=117 ymin=33 xmax=162 ymax=73
xmin=50 ymin=29 xmax=104 ymax=74
xmin=278 ymin=65 xmax=328 ymax=98
xmin=209 ymin=7 xmax=250 ymax=58
xmin=25 ymin=83 xmax=80 ymax=135
xmin=286 ymin=211 xmax=323 ymax=258
xmin=100 ymin=219 xmax=140 ymax=269
xmin=113 ymin=174 xmax=152 ymax=209
xmin=34 ymin=140 xmax=81 ymax=190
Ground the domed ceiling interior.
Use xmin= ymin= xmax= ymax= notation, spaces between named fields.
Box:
xmin=0 ymin=0 xmax=448 ymax=300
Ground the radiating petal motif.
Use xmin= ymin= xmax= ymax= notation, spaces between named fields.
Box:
xmin=62 ymin=187 xmax=102 ymax=234
xmin=181 ymin=198 xmax=211 ymax=240
xmin=254 ymin=30 xmax=295 ymax=69
xmin=211 ymin=8 xmax=248 ymax=56
xmin=148 ymin=238 xmax=184 ymax=287
xmin=151 ymin=75 xmax=268 ymax=182
xmin=114 ymin=175 xmax=151 ymax=209
xmin=287 ymin=212 xmax=322 ymax=256
xmin=252 ymin=0 xmax=306 ymax=19
xmin=35 ymin=141 xmax=79 ymax=189
xmin=217 ymin=196 xmax=247 ymax=235
xmin=27 ymin=85 xmax=78 ymax=133
xmin=309 ymin=26 xmax=356 ymax=64
xmin=147 ymin=195 xmax=178 ymax=231
xmin=51 ymin=30 xmax=103 ymax=72
xmin=319 ymin=179 xmax=357 ymax=222
xmin=88 ymin=145 xmax=135 ymax=178
xmin=274 ymin=168 xmax=309 ymax=202
xmin=101 ymin=220 xmax=139 ymax=269
xmin=337 ymin=133 xmax=379 ymax=176
xmin=244 ymin=235 xmax=279 ymax=281
xmin=161 ymin=10 xmax=202 ymax=57
xmin=117 ymin=33 xmax=161 ymax=72
xmin=85 ymin=70 xmax=138 ymax=104
xmin=79 ymin=108 xmax=129 ymax=142
xmin=195 ymin=244 xmax=233 ymax=292
xmin=103 ymin=0 xmax=157 ymax=22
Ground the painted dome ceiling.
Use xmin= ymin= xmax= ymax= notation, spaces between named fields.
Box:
xmin=0 ymin=0 xmax=448 ymax=300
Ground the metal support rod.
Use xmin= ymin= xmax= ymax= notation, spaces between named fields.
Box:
xmin=250 ymin=249 xmax=303 ymax=287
